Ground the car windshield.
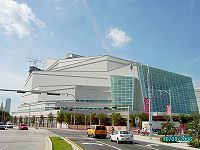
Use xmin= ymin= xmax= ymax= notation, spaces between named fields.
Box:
xmin=120 ymin=131 xmax=129 ymax=134
xmin=0 ymin=122 xmax=4 ymax=125
xmin=21 ymin=124 xmax=27 ymax=126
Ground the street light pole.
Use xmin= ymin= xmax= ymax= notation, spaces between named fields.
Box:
xmin=147 ymin=65 xmax=152 ymax=140
xmin=127 ymin=106 xmax=130 ymax=133
xmin=66 ymin=94 xmax=76 ymax=130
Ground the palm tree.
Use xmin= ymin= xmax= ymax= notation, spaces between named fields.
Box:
xmin=98 ymin=113 xmax=108 ymax=125
xmin=110 ymin=113 xmax=123 ymax=126
xmin=64 ymin=112 xmax=71 ymax=125
xmin=31 ymin=115 xmax=36 ymax=127
xmin=130 ymin=113 xmax=136 ymax=127
xmin=56 ymin=111 xmax=64 ymax=127
xmin=19 ymin=116 xmax=23 ymax=124
xmin=13 ymin=116 xmax=17 ymax=125
xmin=39 ymin=115 xmax=44 ymax=127
xmin=47 ymin=112 xmax=53 ymax=128
xmin=24 ymin=116 xmax=28 ymax=125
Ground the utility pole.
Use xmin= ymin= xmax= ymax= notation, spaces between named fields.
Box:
xmin=90 ymin=111 xmax=92 ymax=127
xmin=147 ymin=65 xmax=152 ymax=140
xmin=127 ymin=106 xmax=130 ymax=133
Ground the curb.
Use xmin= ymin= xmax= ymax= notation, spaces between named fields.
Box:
xmin=134 ymin=135 xmax=198 ymax=150
xmin=64 ymin=137 xmax=83 ymax=150
xmin=43 ymin=136 xmax=52 ymax=150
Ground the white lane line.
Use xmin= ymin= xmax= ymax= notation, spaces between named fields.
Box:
xmin=135 ymin=144 xmax=160 ymax=150
xmin=146 ymin=144 xmax=159 ymax=147
xmin=82 ymin=142 xmax=103 ymax=146
xmin=0 ymin=145 xmax=8 ymax=150
xmin=95 ymin=141 xmax=122 ymax=150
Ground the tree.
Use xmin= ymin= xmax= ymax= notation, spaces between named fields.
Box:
xmin=64 ymin=112 xmax=72 ymax=125
xmin=186 ymin=113 xmax=200 ymax=145
xmin=24 ymin=116 xmax=28 ymax=125
xmin=0 ymin=111 xmax=11 ymax=123
xmin=178 ymin=114 xmax=191 ymax=125
xmin=19 ymin=116 xmax=23 ymax=124
xmin=39 ymin=115 xmax=44 ymax=127
xmin=110 ymin=113 xmax=123 ymax=126
xmin=130 ymin=113 xmax=136 ymax=127
xmin=163 ymin=115 xmax=170 ymax=122
xmin=98 ymin=113 xmax=108 ymax=125
xmin=13 ymin=116 xmax=17 ymax=125
xmin=76 ymin=113 xmax=85 ymax=125
xmin=138 ymin=113 xmax=148 ymax=127
xmin=31 ymin=115 xmax=36 ymax=126
xmin=47 ymin=112 xmax=53 ymax=128
xmin=56 ymin=111 xmax=64 ymax=124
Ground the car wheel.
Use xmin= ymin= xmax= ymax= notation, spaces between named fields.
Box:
xmin=110 ymin=136 xmax=113 ymax=142
xmin=87 ymin=133 xmax=90 ymax=137
xmin=129 ymin=141 xmax=133 ymax=144
xmin=116 ymin=138 xmax=120 ymax=144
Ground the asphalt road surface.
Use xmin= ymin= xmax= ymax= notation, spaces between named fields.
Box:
xmin=49 ymin=129 xmax=186 ymax=150
xmin=0 ymin=127 xmax=54 ymax=150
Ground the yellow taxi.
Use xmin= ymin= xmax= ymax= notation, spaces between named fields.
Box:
xmin=87 ymin=125 xmax=107 ymax=138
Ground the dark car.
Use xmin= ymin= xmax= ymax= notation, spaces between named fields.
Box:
xmin=0 ymin=122 xmax=6 ymax=130
xmin=19 ymin=124 xmax=28 ymax=130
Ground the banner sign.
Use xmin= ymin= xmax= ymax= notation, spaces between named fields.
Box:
xmin=166 ymin=104 xmax=171 ymax=115
xmin=164 ymin=135 xmax=192 ymax=143
xmin=144 ymin=98 xmax=149 ymax=115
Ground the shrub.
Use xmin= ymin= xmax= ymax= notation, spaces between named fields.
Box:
xmin=188 ymin=138 xmax=200 ymax=148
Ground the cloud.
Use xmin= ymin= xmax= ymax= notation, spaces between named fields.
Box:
xmin=0 ymin=0 xmax=45 ymax=38
xmin=105 ymin=26 xmax=132 ymax=47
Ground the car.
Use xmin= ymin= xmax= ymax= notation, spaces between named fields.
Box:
xmin=6 ymin=123 xmax=14 ymax=128
xmin=87 ymin=125 xmax=107 ymax=138
xmin=0 ymin=122 xmax=6 ymax=130
xmin=19 ymin=124 xmax=28 ymax=130
xmin=110 ymin=130 xmax=133 ymax=144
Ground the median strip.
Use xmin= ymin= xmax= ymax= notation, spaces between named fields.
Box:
xmin=65 ymin=137 xmax=84 ymax=150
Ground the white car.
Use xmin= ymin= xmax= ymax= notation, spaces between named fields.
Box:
xmin=110 ymin=130 xmax=133 ymax=144
xmin=6 ymin=123 xmax=14 ymax=128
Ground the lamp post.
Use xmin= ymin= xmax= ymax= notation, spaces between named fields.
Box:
xmin=66 ymin=93 xmax=76 ymax=130
xmin=147 ymin=65 xmax=153 ymax=140
xmin=127 ymin=106 xmax=130 ymax=133
xmin=157 ymin=89 xmax=172 ymax=122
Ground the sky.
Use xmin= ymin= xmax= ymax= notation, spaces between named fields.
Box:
xmin=0 ymin=0 xmax=199 ymax=112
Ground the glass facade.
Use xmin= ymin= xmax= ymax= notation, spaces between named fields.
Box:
xmin=139 ymin=65 xmax=198 ymax=114
xmin=111 ymin=75 xmax=134 ymax=110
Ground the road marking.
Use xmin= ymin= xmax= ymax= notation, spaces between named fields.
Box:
xmin=95 ymin=141 xmax=122 ymax=150
xmin=146 ymin=144 xmax=159 ymax=147
xmin=0 ymin=145 xmax=8 ymax=150
xmin=82 ymin=142 xmax=103 ymax=146
xmin=135 ymin=144 xmax=160 ymax=150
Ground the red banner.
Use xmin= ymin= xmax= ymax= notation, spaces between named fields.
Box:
xmin=144 ymin=98 xmax=149 ymax=115
xmin=166 ymin=104 xmax=171 ymax=115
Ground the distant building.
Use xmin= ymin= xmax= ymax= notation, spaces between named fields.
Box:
xmin=195 ymin=87 xmax=200 ymax=113
xmin=12 ymin=54 xmax=198 ymax=127
xmin=5 ymin=98 xmax=11 ymax=113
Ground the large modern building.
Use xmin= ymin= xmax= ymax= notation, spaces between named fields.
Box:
xmin=195 ymin=87 xmax=200 ymax=113
xmin=13 ymin=54 xmax=198 ymax=123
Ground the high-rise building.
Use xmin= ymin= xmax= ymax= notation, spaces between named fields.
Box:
xmin=195 ymin=87 xmax=200 ymax=113
xmin=13 ymin=54 xmax=198 ymax=119
xmin=5 ymin=98 xmax=11 ymax=113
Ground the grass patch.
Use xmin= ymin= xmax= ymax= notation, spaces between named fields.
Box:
xmin=50 ymin=136 xmax=73 ymax=150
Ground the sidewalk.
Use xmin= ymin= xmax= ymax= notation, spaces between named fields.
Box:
xmin=133 ymin=134 xmax=198 ymax=150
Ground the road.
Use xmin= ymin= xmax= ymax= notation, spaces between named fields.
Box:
xmin=0 ymin=127 xmax=54 ymax=150
xmin=49 ymin=129 xmax=186 ymax=150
